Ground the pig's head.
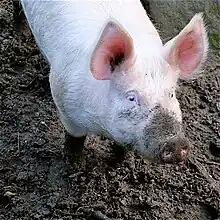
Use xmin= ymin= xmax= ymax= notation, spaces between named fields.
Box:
xmin=90 ymin=13 xmax=208 ymax=163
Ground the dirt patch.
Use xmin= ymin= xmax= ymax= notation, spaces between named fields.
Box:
xmin=0 ymin=1 xmax=220 ymax=220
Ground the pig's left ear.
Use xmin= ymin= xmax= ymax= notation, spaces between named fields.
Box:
xmin=163 ymin=13 xmax=208 ymax=79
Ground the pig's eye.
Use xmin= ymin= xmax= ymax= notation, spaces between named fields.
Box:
xmin=170 ymin=91 xmax=175 ymax=98
xmin=127 ymin=95 xmax=135 ymax=101
xmin=126 ymin=91 xmax=140 ymax=105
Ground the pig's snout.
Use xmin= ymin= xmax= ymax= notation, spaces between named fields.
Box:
xmin=159 ymin=137 xmax=189 ymax=163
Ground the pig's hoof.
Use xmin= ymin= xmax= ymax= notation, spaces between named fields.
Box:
xmin=64 ymin=132 xmax=86 ymax=165
xmin=160 ymin=137 xmax=190 ymax=163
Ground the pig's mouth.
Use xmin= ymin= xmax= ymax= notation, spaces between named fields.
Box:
xmin=141 ymin=136 xmax=190 ymax=164
xmin=158 ymin=136 xmax=190 ymax=163
xmin=132 ymin=129 xmax=191 ymax=164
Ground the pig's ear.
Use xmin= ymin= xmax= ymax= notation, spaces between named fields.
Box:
xmin=90 ymin=21 xmax=134 ymax=80
xmin=163 ymin=13 xmax=208 ymax=79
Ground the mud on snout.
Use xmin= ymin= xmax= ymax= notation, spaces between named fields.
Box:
xmin=139 ymin=112 xmax=190 ymax=164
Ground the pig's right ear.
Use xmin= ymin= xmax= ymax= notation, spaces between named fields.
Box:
xmin=163 ymin=13 xmax=208 ymax=79
xmin=90 ymin=21 xmax=134 ymax=80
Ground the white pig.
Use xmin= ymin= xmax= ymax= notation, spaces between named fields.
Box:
xmin=20 ymin=0 xmax=208 ymax=163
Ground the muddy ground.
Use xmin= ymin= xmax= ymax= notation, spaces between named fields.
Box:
xmin=0 ymin=1 xmax=220 ymax=220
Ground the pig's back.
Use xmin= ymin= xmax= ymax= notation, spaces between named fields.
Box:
xmin=21 ymin=0 xmax=162 ymax=73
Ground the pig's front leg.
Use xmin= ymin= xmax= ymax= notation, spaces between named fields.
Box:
xmin=64 ymin=131 xmax=86 ymax=165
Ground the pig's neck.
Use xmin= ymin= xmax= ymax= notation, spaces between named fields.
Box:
xmin=82 ymin=77 xmax=112 ymax=135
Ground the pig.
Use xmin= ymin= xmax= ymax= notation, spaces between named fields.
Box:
xmin=20 ymin=0 xmax=208 ymax=163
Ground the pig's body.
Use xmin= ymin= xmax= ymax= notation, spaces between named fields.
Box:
xmin=21 ymin=0 xmax=163 ymax=135
xmin=21 ymin=0 xmax=208 ymax=163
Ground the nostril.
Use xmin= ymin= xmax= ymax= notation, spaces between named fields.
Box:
xmin=180 ymin=148 xmax=188 ymax=160
xmin=160 ymin=137 xmax=190 ymax=163
xmin=180 ymin=139 xmax=190 ymax=151
xmin=159 ymin=141 xmax=176 ymax=163
xmin=160 ymin=147 xmax=174 ymax=163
